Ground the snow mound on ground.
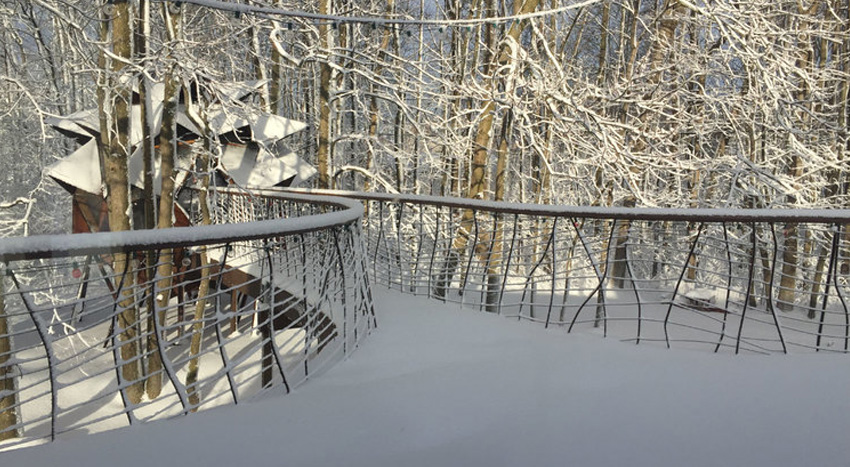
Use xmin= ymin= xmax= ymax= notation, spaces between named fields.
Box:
xmin=4 ymin=288 xmax=850 ymax=466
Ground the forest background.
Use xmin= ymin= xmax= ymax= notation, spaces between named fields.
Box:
xmin=0 ymin=0 xmax=847 ymax=241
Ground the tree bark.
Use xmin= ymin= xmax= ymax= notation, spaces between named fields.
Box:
xmin=316 ymin=0 xmax=333 ymax=188
xmin=779 ymin=1 xmax=820 ymax=311
xmin=148 ymin=2 xmax=183 ymax=399
xmin=183 ymin=85 xmax=213 ymax=411
xmin=435 ymin=0 xmax=540 ymax=298
xmin=102 ymin=0 xmax=144 ymax=405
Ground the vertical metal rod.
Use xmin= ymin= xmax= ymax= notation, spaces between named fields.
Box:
xmin=479 ymin=213 xmax=497 ymax=309
xmin=71 ymin=255 xmax=93 ymax=322
xmin=384 ymin=202 xmax=399 ymax=288
xmin=559 ymin=223 xmax=581 ymax=323
xmin=498 ymin=214 xmax=519 ymax=316
xmin=766 ymin=224 xmax=779 ymax=314
xmin=358 ymin=220 xmax=378 ymax=329
xmin=567 ymin=217 xmax=606 ymax=333
xmin=600 ymin=218 xmax=620 ymax=337
xmin=831 ymin=225 xmax=850 ymax=352
xmin=663 ymin=222 xmax=704 ymax=349
xmin=544 ymin=219 xmax=558 ymax=328
xmin=299 ymin=233 xmax=311 ymax=376
xmin=8 ymin=267 xmax=61 ymax=440
xmin=623 ymin=225 xmax=643 ymax=344
xmin=352 ymin=221 xmax=377 ymax=330
xmin=374 ymin=201 xmax=384 ymax=284
xmin=333 ymin=228 xmax=349 ymax=350
xmin=213 ymin=306 xmax=238 ymax=404
xmin=413 ymin=205 xmax=424 ymax=294
xmin=263 ymin=243 xmax=289 ymax=393
xmin=313 ymin=234 xmax=339 ymax=352
xmin=518 ymin=219 xmax=555 ymax=322
xmin=735 ymin=223 xmax=758 ymax=355
xmin=213 ymin=243 xmax=239 ymax=402
xmin=768 ymin=224 xmax=787 ymax=353
xmin=149 ymin=248 xmax=190 ymax=411
xmin=427 ymin=205 xmax=440 ymax=299
xmin=439 ymin=205 xmax=459 ymax=301
xmin=459 ymin=209 xmax=480 ymax=303
xmin=817 ymin=224 xmax=841 ymax=350
xmin=395 ymin=202 xmax=405 ymax=289
xmin=715 ymin=223 xmax=732 ymax=353
xmin=343 ymin=226 xmax=361 ymax=341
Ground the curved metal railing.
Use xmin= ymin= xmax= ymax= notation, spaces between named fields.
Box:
xmin=0 ymin=190 xmax=375 ymax=449
xmin=282 ymin=189 xmax=850 ymax=356
xmin=4 ymin=184 xmax=850 ymax=450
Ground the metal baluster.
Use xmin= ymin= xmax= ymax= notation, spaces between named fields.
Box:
xmin=735 ymin=224 xmax=758 ymax=355
xmin=567 ymin=217 xmax=606 ymax=333
xmin=213 ymin=243 xmax=239 ymax=403
xmin=459 ymin=210 xmax=480 ymax=304
xmin=262 ymin=243 xmax=289 ymax=393
xmin=715 ymin=223 xmax=732 ymax=353
xmin=518 ymin=218 xmax=556 ymax=322
xmin=374 ymin=201 xmax=384 ymax=284
xmin=413 ymin=205 xmax=424 ymax=294
xmin=427 ymin=205 xmax=439 ymax=299
xmin=624 ymin=223 xmax=643 ymax=344
xmin=817 ymin=224 xmax=841 ymax=351
xmin=664 ymin=222 xmax=704 ymax=350
xmin=544 ymin=219 xmax=558 ymax=328
xmin=150 ymin=248 xmax=190 ymax=411
xmin=831 ymin=224 xmax=850 ymax=352
xmin=332 ymin=228 xmax=349 ymax=350
xmin=768 ymin=224 xmax=787 ymax=353
xmin=7 ymin=266 xmax=61 ymax=440
xmin=498 ymin=214 xmax=519 ymax=316
xmin=395 ymin=202 xmax=406 ymax=290
xmin=299 ymin=233 xmax=311 ymax=376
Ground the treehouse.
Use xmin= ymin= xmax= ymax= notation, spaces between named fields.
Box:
xmin=45 ymin=80 xmax=317 ymax=234
xmin=43 ymin=81 xmax=333 ymax=356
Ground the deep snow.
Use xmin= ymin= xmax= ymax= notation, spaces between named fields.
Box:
xmin=3 ymin=287 xmax=849 ymax=466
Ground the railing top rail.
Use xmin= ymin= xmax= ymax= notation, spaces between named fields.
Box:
xmin=0 ymin=189 xmax=363 ymax=262
xmin=274 ymin=188 xmax=850 ymax=224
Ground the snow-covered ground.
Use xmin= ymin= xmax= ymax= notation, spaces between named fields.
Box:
xmin=4 ymin=287 xmax=850 ymax=466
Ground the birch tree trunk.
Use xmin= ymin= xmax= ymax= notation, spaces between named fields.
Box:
xmin=149 ymin=1 xmax=183 ymax=400
xmin=183 ymin=83 xmax=214 ymax=410
xmin=269 ymin=2 xmax=284 ymax=115
xmin=364 ymin=0 xmax=395 ymax=192
xmin=137 ymin=0 xmax=163 ymax=400
xmin=316 ymin=0 xmax=333 ymax=188
xmin=778 ymin=1 xmax=820 ymax=312
xmin=102 ymin=0 xmax=144 ymax=405
xmin=435 ymin=0 xmax=540 ymax=299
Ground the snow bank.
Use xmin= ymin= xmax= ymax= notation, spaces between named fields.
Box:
xmin=4 ymin=289 xmax=849 ymax=466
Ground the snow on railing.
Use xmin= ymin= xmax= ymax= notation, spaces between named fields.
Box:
xmin=0 ymin=190 xmax=375 ymax=449
xmin=281 ymin=188 xmax=850 ymax=356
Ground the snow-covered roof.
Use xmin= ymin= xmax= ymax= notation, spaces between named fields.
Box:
xmin=45 ymin=139 xmax=103 ymax=194
xmin=46 ymin=83 xmax=169 ymax=146
xmin=210 ymin=112 xmax=307 ymax=144
xmin=220 ymin=144 xmax=317 ymax=188
xmin=126 ymin=145 xmax=193 ymax=195
xmin=45 ymin=80 xmax=315 ymax=195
